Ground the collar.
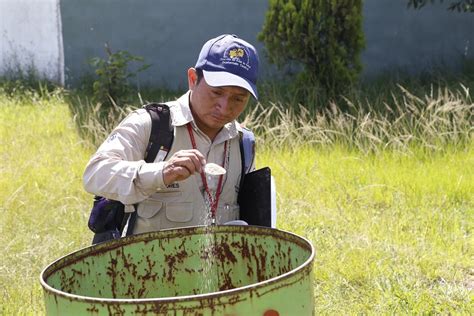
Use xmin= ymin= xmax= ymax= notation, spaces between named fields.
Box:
xmin=168 ymin=91 xmax=243 ymax=142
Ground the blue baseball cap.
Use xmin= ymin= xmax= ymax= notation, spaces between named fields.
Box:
xmin=195 ymin=34 xmax=259 ymax=99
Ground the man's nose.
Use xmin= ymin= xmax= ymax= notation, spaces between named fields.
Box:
xmin=217 ymin=96 xmax=232 ymax=114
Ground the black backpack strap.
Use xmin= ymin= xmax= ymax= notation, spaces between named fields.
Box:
xmin=143 ymin=103 xmax=174 ymax=163
xmin=123 ymin=103 xmax=174 ymax=236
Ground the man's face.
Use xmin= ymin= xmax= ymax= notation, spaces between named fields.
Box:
xmin=188 ymin=68 xmax=251 ymax=139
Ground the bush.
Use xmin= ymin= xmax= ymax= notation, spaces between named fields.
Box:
xmin=88 ymin=43 xmax=150 ymax=108
xmin=258 ymin=0 xmax=365 ymax=96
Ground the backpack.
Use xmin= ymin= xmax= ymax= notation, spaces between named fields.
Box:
xmin=88 ymin=102 xmax=255 ymax=244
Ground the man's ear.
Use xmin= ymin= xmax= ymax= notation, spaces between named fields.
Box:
xmin=187 ymin=68 xmax=198 ymax=90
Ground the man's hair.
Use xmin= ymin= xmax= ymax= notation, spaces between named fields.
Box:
xmin=196 ymin=68 xmax=204 ymax=85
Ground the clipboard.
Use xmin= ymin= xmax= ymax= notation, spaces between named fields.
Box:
xmin=238 ymin=167 xmax=272 ymax=227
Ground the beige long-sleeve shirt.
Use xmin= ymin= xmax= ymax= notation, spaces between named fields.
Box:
xmin=83 ymin=92 xmax=253 ymax=234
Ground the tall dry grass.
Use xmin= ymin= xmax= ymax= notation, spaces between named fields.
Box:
xmin=67 ymin=88 xmax=182 ymax=146
xmin=67 ymin=83 xmax=473 ymax=153
xmin=243 ymin=84 xmax=473 ymax=153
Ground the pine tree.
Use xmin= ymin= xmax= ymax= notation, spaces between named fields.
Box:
xmin=258 ymin=0 xmax=365 ymax=94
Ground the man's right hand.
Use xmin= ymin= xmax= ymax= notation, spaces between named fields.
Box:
xmin=162 ymin=149 xmax=206 ymax=185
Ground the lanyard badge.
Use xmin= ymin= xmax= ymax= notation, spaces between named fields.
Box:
xmin=186 ymin=123 xmax=228 ymax=223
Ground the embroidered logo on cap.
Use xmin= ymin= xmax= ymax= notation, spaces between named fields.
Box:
xmin=221 ymin=45 xmax=252 ymax=71
xmin=229 ymin=48 xmax=244 ymax=59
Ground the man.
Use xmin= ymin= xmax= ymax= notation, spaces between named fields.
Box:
xmin=83 ymin=34 xmax=259 ymax=235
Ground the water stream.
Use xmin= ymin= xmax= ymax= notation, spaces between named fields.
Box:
xmin=196 ymin=163 xmax=226 ymax=294
xmin=198 ymin=194 xmax=218 ymax=294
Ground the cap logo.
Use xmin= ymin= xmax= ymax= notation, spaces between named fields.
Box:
xmin=221 ymin=45 xmax=251 ymax=71
xmin=229 ymin=48 xmax=244 ymax=59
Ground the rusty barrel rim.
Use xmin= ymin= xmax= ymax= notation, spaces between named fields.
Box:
xmin=40 ymin=225 xmax=314 ymax=304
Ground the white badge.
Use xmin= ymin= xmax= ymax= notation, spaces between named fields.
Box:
xmin=156 ymin=149 xmax=168 ymax=162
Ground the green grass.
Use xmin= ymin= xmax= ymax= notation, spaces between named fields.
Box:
xmin=0 ymin=83 xmax=472 ymax=314
xmin=259 ymin=146 xmax=473 ymax=314
xmin=0 ymin=90 xmax=93 ymax=315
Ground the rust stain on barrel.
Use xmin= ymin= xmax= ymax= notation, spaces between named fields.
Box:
xmin=164 ymin=248 xmax=188 ymax=283
xmin=41 ymin=226 xmax=314 ymax=314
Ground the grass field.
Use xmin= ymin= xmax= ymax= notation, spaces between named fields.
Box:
xmin=0 ymin=85 xmax=472 ymax=314
xmin=262 ymin=146 xmax=473 ymax=314
xmin=0 ymin=90 xmax=93 ymax=315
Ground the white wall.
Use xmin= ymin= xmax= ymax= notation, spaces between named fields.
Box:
xmin=0 ymin=0 xmax=64 ymax=84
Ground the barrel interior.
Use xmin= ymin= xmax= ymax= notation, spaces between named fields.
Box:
xmin=42 ymin=226 xmax=312 ymax=299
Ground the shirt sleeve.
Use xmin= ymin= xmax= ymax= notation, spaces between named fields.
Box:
xmin=82 ymin=109 xmax=167 ymax=205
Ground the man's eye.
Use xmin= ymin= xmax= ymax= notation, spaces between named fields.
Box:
xmin=212 ymin=90 xmax=223 ymax=96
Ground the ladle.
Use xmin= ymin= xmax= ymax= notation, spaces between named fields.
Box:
xmin=203 ymin=163 xmax=226 ymax=224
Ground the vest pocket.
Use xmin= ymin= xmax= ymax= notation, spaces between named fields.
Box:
xmin=137 ymin=199 xmax=163 ymax=219
xmin=165 ymin=202 xmax=193 ymax=222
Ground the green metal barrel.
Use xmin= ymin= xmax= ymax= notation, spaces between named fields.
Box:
xmin=40 ymin=226 xmax=314 ymax=315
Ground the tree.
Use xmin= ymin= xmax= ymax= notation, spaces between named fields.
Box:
xmin=258 ymin=0 xmax=365 ymax=95
xmin=407 ymin=0 xmax=474 ymax=12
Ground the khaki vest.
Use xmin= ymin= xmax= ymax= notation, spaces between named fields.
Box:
xmin=133 ymin=122 xmax=242 ymax=234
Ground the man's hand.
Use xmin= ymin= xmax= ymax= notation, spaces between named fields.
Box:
xmin=162 ymin=149 xmax=206 ymax=185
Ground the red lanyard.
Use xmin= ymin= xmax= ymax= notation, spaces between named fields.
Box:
xmin=186 ymin=123 xmax=227 ymax=221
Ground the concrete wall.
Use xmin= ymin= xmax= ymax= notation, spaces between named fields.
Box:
xmin=362 ymin=0 xmax=474 ymax=77
xmin=60 ymin=0 xmax=269 ymax=89
xmin=60 ymin=0 xmax=474 ymax=88
xmin=2 ymin=1 xmax=473 ymax=87
xmin=0 ymin=0 xmax=64 ymax=84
